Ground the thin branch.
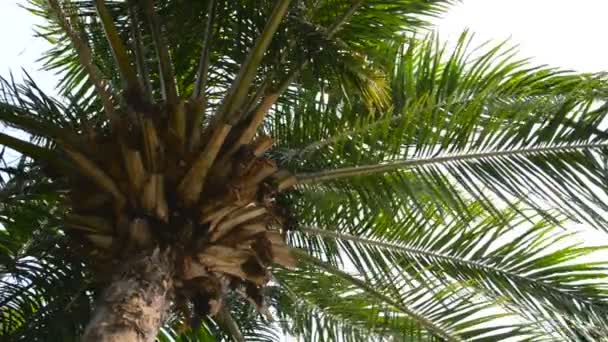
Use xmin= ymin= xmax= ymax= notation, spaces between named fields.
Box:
xmin=95 ymin=0 xmax=140 ymax=94
xmin=274 ymin=0 xmax=364 ymax=90
xmin=326 ymin=0 xmax=365 ymax=36
xmin=214 ymin=306 xmax=245 ymax=342
xmin=0 ymin=132 xmax=63 ymax=168
xmin=243 ymin=77 xmax=270 ymax=115
xmin=47 ymin=0 xmax=116 ymax=123
xmin=296 ymin=142 xmax=608 ymax=184
xmin=141 ymin=0 xmax=178 ymax=104
xmin=242 ymin=0 xmax=355 ymax=112
xmin=294 ymin=249 xmax=460 ymax=342
xmin=192 ymin=0 xmax=217 ymax=100
xmin=128 ymin=2 xmax=152 ymax=100
xmin=187 ymin=0 xmax=217 ymax=151
xmin=233 ymin=0 xmax=365 ymax=143
xmin=214 ymin=0 xmax=291 ymax=124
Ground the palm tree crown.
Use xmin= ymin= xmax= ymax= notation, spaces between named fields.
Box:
xmin=1 ymin=0 xmax=608 ymax=341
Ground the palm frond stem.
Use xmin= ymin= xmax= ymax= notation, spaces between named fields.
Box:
xmin=296 ymin=142 xmax=608 ymax=184
xmin=141 ymin=0 xmax=178 ymax=104
xmin=227 ymin=93 xmax=280 ymax=155
xmin=294 ymin=113 xmax=399 ymax=159
xmin=95 ymin=0 xmax=140 ymax=95
xmin=273 ymin=0 xmax=363 ymax=95
xmin=128 ymin=2 xmax=152 ymax=100
xmin=234 ymin=1 xmax=365 ymax=147
xmin=298 ymin=226 xmax=607 ymax=307
xmin=326 ymin=0 xmax=365 ymax=36
xmin=215 ymin=0 xmax=291 ymax=124
xmin=62 ymin=146 xmax=126 ymax=205
xmin=215 ymin=307 xmax=245 ymax=342
xmin=0 ymin=132 xmax=62 ymax=168
xmin=0 ymin=106 xmax=76 ymax=144
xmin=192 ymin=0 xmax=217 ymax=100
xmin=294 ymin=249 xmax=461 ymax=341
xmin=177 ymin=124 xmax=232 ymax=205
xmin=179 ymin=0 xmax=291 ymax=204
xmin=295 ymin=116 xmax=608 ymax=161
xmin=46 ymin=0 xmax=116 ymax=123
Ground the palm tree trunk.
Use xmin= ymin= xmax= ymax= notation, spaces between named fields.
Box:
xmin=82 ymin=248 xmax=174 ymax=342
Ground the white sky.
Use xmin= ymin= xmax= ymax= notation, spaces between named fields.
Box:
xmin=435 ymin=0 xmax=608 ymax=73
xmin=0 ymin=0 xmax=56 ymax=94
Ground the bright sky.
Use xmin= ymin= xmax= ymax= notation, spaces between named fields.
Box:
xmin=435 ymin=0 xmax=608 ymax=73
xmin=0 ymin=0 xmax=56 ymax=94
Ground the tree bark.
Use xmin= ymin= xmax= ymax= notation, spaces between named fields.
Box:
xmin=82 ymin=248 xmax=174 ymax=342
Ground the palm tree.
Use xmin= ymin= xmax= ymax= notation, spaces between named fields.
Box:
xmin=2 ymin=0 xmax=608 ymax=340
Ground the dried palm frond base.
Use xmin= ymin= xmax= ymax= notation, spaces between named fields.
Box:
xmin=63 ymin=98 xmax=297 ymax=328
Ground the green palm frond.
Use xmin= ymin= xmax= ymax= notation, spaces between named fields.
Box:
xmin=0 ymin=136 xmax=90 ymax=341
xmin=287 ymin=252 xmax=534 ymax=341
xmin=160 ymin=296 xmax=282 ymax=342
xmin=26 ymin=0 xmax=455 ymax=117
xmin=274 ymin=265 xmax=438 ymax=341
xmin=286 ymin=204 xmax=608 ymax=340
xmin=0 ymin=201 xmax=93 ymax=341
xmin=273 ymin=32 xmax=608 ymax=229
xmin=158 ymin=326 xmax=217 ymax=342
xmin=0 ymin=73 xmax=93 ymax=141
xmin=2 ymin=0 xmax=608 ymax=341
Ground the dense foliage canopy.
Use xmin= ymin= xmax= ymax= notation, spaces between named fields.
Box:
xmin=2 ymin=0 xmax=608 ymax=341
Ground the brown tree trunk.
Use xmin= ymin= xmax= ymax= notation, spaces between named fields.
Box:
xmin=82 ymin=248 xmax=174 ymax=342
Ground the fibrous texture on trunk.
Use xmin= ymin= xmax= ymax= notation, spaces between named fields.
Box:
xmin=82 ymin=248 xmax=174 ymax=342
xmin=65 ymin=102 xmax=297 ymax=330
